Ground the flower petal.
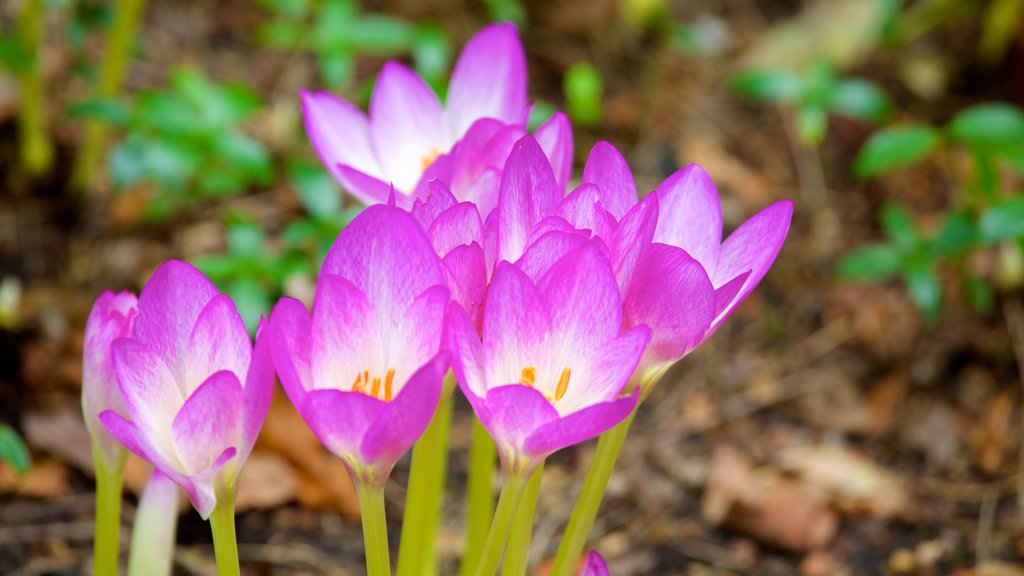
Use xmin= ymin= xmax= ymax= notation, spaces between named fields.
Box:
xmin=185 ymin=294 xmax=250 ymax=397
xmin=83 ymin=290 xmax=137 ymax=464
xmin=710 ymin=200 xmax=793 ymax=332
xmin=483 ymin=263 xmax=552 ymax=390
xmin=301 ymin=389 xmax=386 ymax=463
xmin=171 ymin=370 xmax=243 ymax=476
xmin=361 ymin=353 xmax=448 ymax=469
xmin=370 ymin=62 xmax=448 ymax=192
xmin=310 ymin=274 xmax=375 ymax=391
xmin=555 ymin=326 xmax=649 ymax=415
xmin=447 ymin=302 xmax=488 ymax=399
xmin=482 ymin=384 xmax=560 ymax=470
xmin=336 ymin=164 xmax=403 ymax=207
xmin=523 ymin=391 xmax=638 ymax=458
xmin=427 ymin=202 xmax=484 ymax=256
xmin=582 ymin=141 xmax=637 ymax=220
xmin=611 ymin=192 xmax=659 ymax=292
xmin=581 ymin=551 xmax=611 ymax=576
xmin=515 ymin=230 xmax=590 ymax=283
xmin=557 ymin=183 xmax=604 ymax=232
xmin=391 ymin=285 xmax=450 ymax=385
xmin=623 ymin=244 xmax=716 ymax=365
xmin=653 ymin=165 xmax=723 ymax=272
xmin=302 ymin=90 xmax=384 ymax=186
xmin=494 ymin=137 xmax=562 ymax=264
xmin=442 ymin=244 xmax=488 ymax=331
xmin=240 ymin=319 xmax=275 ymax=459
xmin=111 ymin=338 xmax=182 ymax=460
xmin=534 ymin=111 xmax=573 ymax=192
xmin=268 ymin=297 xmax=312 ymax=408
xmin=411 ymin=180 xmax=458 ymax=231
xmin=446 ymin=23 xmax=527 ymax=137
xmin=132 ymin=260 xmax=219 ymax=378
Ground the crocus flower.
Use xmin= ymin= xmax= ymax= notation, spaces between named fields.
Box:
xmin=268 ymin=204 xmax=451 ymax=486
xmin=128 ymin=471 xmax=179 ymax=576
xmin=99 ymin=260 xmax=274 ymax=519
xmin=302 ymin=23 xmax=572 ymax=213
xmin=580 ymin=551 xmax=610 ymax=576
xmin=82 ymin=290 xmax=138 ymax=470
xmin=447 ymin=242 xmax=649 ymax=476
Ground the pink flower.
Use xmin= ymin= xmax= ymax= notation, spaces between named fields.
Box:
xmin=99 ymin=261 xmax=274 ymax=519
xmin=301 ymin=23 xmax=572 ymax=213
xmin=447 ymin=242 xmax=649 ymax=475
xmin=82 ymin=290 xmax=138 ymax=468
xmin=268 ymin=204 xmax=451 ymax=485
xmin=580 ymin=551 xmax=610 ymax=576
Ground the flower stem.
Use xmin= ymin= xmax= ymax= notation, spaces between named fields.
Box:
xmin=16 ymin=0 xmax=52 ymax=177
xmin=548 ymin=407 xmax=638 ymax=576
xmin=71 ymin=0 xmax=147 ymax=192
xmin=501 ymin=463 xmax=543 ymax=576
xmin=128 ymin=470 xmax=179 ymax=576
xmin=397 ymin=394 xmax=453 ymax=576
xmin=209 ymin=491 xmax=240 ymax=576
xmin=92 ymin=454 xmax=125 ymax=576
xmin=472 ymin=473 xmax=528 ymax=576
xmin=357 ymin=481 xmax=392 ymax=576
xmin=460 ymin=416 xmax=497 ymax=576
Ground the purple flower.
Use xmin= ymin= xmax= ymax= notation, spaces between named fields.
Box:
xmin=447 ymin=242 xmax=649 ymax=475
xmin=99 ymin=261 xmax=275 ymax=519
xmin=268 ymin=204 xmax=451 ymax=485
xmin=82 ymin=290 xmax=138 ymax=468
xmin=301 ymin=23 xmax=572 ymax=212
xmin=580 ymin=551 xmax=610 ymax=576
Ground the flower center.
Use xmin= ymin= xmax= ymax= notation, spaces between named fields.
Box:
xmin=351 ymin=368 xmax=395 ymax=402
xmin=420 ymin=147 xmax=441 ymax=172
xmin=519 ymin=366 xmax=572 ymax=402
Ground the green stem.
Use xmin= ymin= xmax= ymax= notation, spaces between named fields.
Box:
xmin=397 ymin=395 xmax=453 ymax=576
xmin=548 ymin=408 xmax=638 ymax=576
xmin=17 ymin=0 xmax=52 ymax=176
xmin=357 ymin=481 xmax=392 ymax=576
xmin=460 ymin=417 xmax=497 ymax=576
xmin=501 ymin=463 xmax=543 ymax=576
xmin=71 ymin=0 xmax=147 ymax=191
xmin=209 ymin=491 xmax=240 ymax=576
xmin=93 ymin=455 xmax=126 ymax=576
xmin=128 ymin=471 xmax=179 ymax=576
xmin=472 ymin=473 xmax=529 ymax=576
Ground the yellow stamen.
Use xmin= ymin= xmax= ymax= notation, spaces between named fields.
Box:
xmin=352 ymin=372 xmax=364 ymax=393
xmin=554 ymin=368 xmax=571 ymax=401
xmin=421 ymin=147 xmax=441 ymax=172
xmin=371 ymin=376 xmax=382 ymax=398
xmin=384 ymin=368 xmax=395 ymax=402
xmin=520 ymin=366 xmax=536 ymax=387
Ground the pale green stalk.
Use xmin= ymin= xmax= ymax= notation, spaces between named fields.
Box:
xmin=472 ymin=473 xmax=528 ymax=576
xmin=501 ymin=463 xmax=543 ymax=576
xmin=397 ymin=393 xmax=454 ymax=576
xmin=548 ymin=365 xmax=670 ymax=576
xmin=71 ymin=0 xmax=147 ymax=191
xmin=128 ymin=471 xmax=179 ymax=576
xmin=92 ymin=444 xmax=126 ymax=576
xmin=209 ymin=488 xmax=240 ymax=576
xmin=17 ymin=0 xmax=52 ymax=176
xmin=460 ymin=417 xmax=497 ymax=576
xmin=356 ymin=481 xmax=392 ymax=576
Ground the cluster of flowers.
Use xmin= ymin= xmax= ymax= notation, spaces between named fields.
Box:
xmin=82 ymin=23 xmax=790 ymax=576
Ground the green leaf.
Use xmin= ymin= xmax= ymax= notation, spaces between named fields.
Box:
xmin=347 ymin=16 xmax=413 ymax=54
xmin=140 ymin=137 xmax=202 ymax=190
xmin=730 ymin=69 xmax=803 ymax=103
xmin=827 ymin=78 xmax=890 ymax=122
xmin=213 ymin=133 xmax=272 ymax=183
xmin=227 ymin=221 xmax=265 ymax=257
xmin=853 ymin=124 xmax=942 ymax=179
xmin=319 ymin=50 xmax=356 ymax=88
xmin=948 ymin=102 xmax=1024 ymax=147
xmin=564 ymin=62 xmax=604 ymax=127
xmin=482 ymin=0 xmax=526 ymax=25
xmin=0 ymin=424 xmax=30 ymax=474
xmin=172 ymin=69 xmax=261 ymax=128
xmin=800 ymin=61 xmax=837 ymax=108
xmin=66 ymin=98 xmax=133 ymax=125
xmin=413 ymin=24 xmax=451 ymax=93
xmin=928 ymin=210 xmax=977 ymax=257
xmin=880 ymin=203 xmax=919 ymax=251
xmin=837 ymin=244 xmax=903 ymax=281
xmin=198 ymin=170 xmax=247 ymax=198
xmin=1001 ymin=144 xmax=1024 ymax=174
xmin=979 ymin=196 xmax=1024 ymax=243
xmin=526 ymin=101 xmax=557 ymax=132
xmin=108 ymin=136 xmax=147 ymax=189
xmin=137 ymin=91 xmax=200 ymax=137
xmin=193 ymin=255 xmax=244 ymax=281
xmin=0 ymin=37 xmax=31 ymax=74
xmin=315 ymin=0 xmax=359 ymax=51
xmin=290 ymin=163 xmax=340 ymax=218
xmin=904 ymin=259 xmax=942 ymax=318
xmin=259 ymin=21 xmax=305 ymax=48
xmin=962 ymin=273 xmax=994 ymax=315
xmin=257 ymin=0 xmax=311 ymax=19
xmin=227 ymin=278 xmax=271 ymax=335
xmin=796 ymin=105 xmax=827 ymax=147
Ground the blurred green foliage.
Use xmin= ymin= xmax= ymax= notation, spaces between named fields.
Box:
xmin=71 ymin=68 xmax=273 ymax=220
xmin=0 ymin=424 xmax=30 ymax=475
xmin=841 ymin=103 xmax=1024 ymax=318
xmin=564 ymin=63 xmax=604 ymax=127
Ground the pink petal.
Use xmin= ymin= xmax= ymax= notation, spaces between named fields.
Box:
xmin=99 ymin=410 xmax=183 ymax=483
xmin=494 ymin=137 xmax=562 ymax=264
xmin=83 ymin=290 xmax=137 ymax=462
xmin=361 ymin=353 xmax=448 ymax=469
xmin=391 ymin=285 xmax=450 ymax=383
xmin=483 ymin=263 xmax=552 ymax=389
xmin=442 ymin=244 xmax=488 ymax=331
xmin=515 ymin=230 xmax=590 ymax=283
xmin=523 ymin=391 xmax=638 ymax=458
xmin=268 ymin=297 xmax=313 ymax=409
xmin=427 ymin=202 xmax=484 ymax=256
xmin=446 ymin=23 xmax=527 ymax=137
xmin=582 ymin=141 xmax=637 ymax=220
xmin=411 ymin=180 xmax=458 ymax=231
xmin=611 ymin=193 xmax=659 ymax=292
xmin=580 ymin=551 xmax=611 ymax=576
xmin=556 ymin=326 xmax=649 ymax=415
xmin=451 ymin=119 xmax=523 ymax=201
xmin=170 ymin=370 xmax=243 ymax=475
xmin=301 ymin=389 xmax=386 ymax=463
xmin=623 ymin=244 xmax=716 ymax=366
xmin=710 ymin=200 xmax=793 ymax=332
xmin=335 ymin=164 xmax=404 ymax=207
xmin=240 ymin=319 xmax=275 ymax=457
xmin=111 ymin=338 xmax=182 ymax=458
xmin=713 ymin=270 xmax=750 ymax=319
xmin=653 ymin=164 xmax=723 ymax=272
xmin=370 ymin=62 xmax=448 ymax=193
xmin=185 ymin=294 xmax=250 ymax=397
xmin=557 ymin=183 xmax=604 ymax=232
xmin=447 ymin=302 xmax=488 ymax=398
xmin=481 ymin=384 xmax=560 ymax=470
xmin=310 ymin=274 xmax=376 ymax=391
xmin=534 ymin=112 xmax=573 ymax=192
xmin=132 ymin=260 xmax=219 ymax=377
xmin=301 ymin=90 xmax=385 ymax=192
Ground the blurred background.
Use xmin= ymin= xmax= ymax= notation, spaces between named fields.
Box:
xmin=1 ymin=0 xmax=1024 ymax=574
